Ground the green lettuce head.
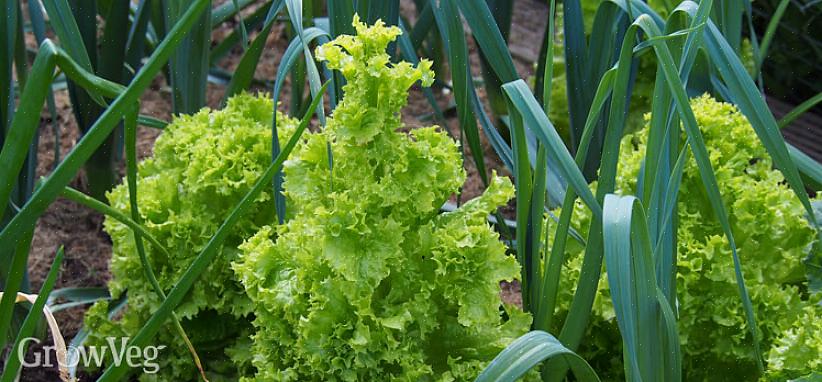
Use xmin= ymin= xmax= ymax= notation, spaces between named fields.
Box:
xmin=85 ymin=94 xmax=300 ymax=380
xmin=549 ymin=94 xmax=821 ymax=381
xmin=232 ymin=16 xmax=530 ymax=381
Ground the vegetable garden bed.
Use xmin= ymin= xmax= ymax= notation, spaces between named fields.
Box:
xmin=3 ymin=0 xmax=822 ymax=381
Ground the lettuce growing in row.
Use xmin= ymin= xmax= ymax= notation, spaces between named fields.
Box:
xmin=549 ymin=95 xmax=821 ymax=381
xmin=232 ymin=17 xmax=530 ymax=381
xmin=86 ymin=18 xmax=528 ymax=381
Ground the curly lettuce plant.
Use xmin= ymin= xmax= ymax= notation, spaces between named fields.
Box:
xmin=232 ymin=17 xmax=530 ymax=381
xmin=549 ymin=95 xmax=821 ymax=381
xmin=85 ymin=94 xmax=300 ymax=380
